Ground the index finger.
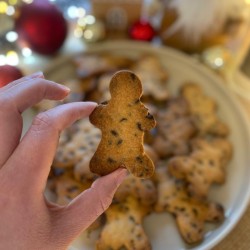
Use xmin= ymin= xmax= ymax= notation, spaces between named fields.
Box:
xmin=0 ymin=78 xmax=70 ymax=113
xmin=0 ymin=77 xmax=70 ymax=167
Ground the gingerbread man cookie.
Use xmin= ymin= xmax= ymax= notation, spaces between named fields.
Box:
xmin=153 ymin=97 xmax=197 ymax=157
xmin=168 ymin=137 xmax=232 ymax=199
xmin=89 ymin=71 xmax=156 ymax=178
xmin=96 ymin=196 xmax=151 ymax=250
xmin=114 ymin=174 xmax=157 ymax=207
xmin=154 ymin=167 xmax=224 ymax=244
xmin=181 ymin=83 xmax=229 ymax=136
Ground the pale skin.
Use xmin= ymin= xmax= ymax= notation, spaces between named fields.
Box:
xmin=0 ymin=72 xmax=127 ymax=250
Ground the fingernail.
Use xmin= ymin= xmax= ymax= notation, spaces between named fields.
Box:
xmin=30 ymin=71 xmax=44 ymax=78
xmin=116 ymin=168 xmax=129 ymax=184
xmin=84 ymin=101 xmax=98 ymax=108
xmin=60 ymin=85 xmax=71 ymax=92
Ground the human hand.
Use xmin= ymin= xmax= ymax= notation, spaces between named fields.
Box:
xmin=0 ymin=72 xmax=127 ymax=250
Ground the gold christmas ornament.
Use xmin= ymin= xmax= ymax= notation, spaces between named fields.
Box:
xmin=201 ymin=46 xmax=232 ymax=73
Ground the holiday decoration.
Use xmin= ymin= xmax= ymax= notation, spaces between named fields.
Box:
xmin=76 ymin=15 xmax=106 ymax=43
xmin=52 ymin=0 xmax=90 ymax=19
xmin=91 ymin=0 xmax=143 ymax=37
xmin=15 ymin=0 xmax=68 ymax=55
xmin=129 ymin=20 xmax=155 ymax=41
xmin=159 ymin=0 xmax=250 ymax=53
xmin=0 ymin=65 xmax=23 ymax=87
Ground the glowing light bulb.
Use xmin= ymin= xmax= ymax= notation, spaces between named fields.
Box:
xmin=83 ymin=30 xmax=94 ymax=40
xmin=6 ymin=5 xmax=15 ymax=15
xmin=22 ymin=47 xmax=32 ymax=57
xmin=6 ymin=51 xmax=19 ymax=66
xmin=0 ymin=55 xmax=6 ymax=66
xmin=6 ymin=31 xmax=18 ymax=42
xmin=67 ymin=6 xmax=78 ymax=19
xmin=22 ymin=0 xmax=33 ymax=4
xmin=85 ymin=15 xmax=96 ymax=25
xmin=214 ymin=57 xmax=224 ymax=67
xmin=78 ymin=8 xmax=86 ymax=18
xmin=74 ymin=27 xmax=83 ymax=38
xmin=0 ymin=1 xmax=8 ymax=13
xmin=78 ymin=17 xmax=86 ymax=27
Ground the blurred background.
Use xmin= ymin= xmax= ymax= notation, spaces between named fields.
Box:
xmin=0 ymin=0 xmax=250 ymax=249
xmin=0 ymin=0 xmax=250 ymax=100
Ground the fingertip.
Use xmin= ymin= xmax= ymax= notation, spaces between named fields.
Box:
xmin=85 ymin=101 xmax=98 ymax=110
xmin=77 ymin=102 xmax=97 ymax=118
xmin=30 ymin=71 xmax=44 ymax=79
xmin=115 ymin=168 xmax=129 ymax=184
xmin=60 ymin=85 xmax=71 ymax=93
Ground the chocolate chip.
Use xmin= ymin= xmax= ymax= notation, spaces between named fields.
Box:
xmin=107 ymin=157 xmax=116 ymax=163
xmin=137 ymin=123 xmax=143 ymax=131
xmin=129 ymin=215 xmax=135 ymax=222
xmin=146 ymin=113 xmax=154 ymax=120
xmin=117 ymin=139 xmax=123 ymax=145
xmin=209 ymin=159 xmax=215 ymax=166
xmin=191 ymin=223 xmax=197 ymax=228
xmin=130 ymin=72 xmax=136 ymax=81
xmin=120 ymin=118 xmax=128 ymax=122
xmin=138 ymin=172 xmax=144 ymax=177
xmin=215 ymin=203 xmax=224 ymax=213
xmin=110 ymin=130 xmax=118 ymax=136
xmin=136 ymin=233 xmax=142 ymax=240
xmin=130 ymin=239 xmax=135 ymax=248
xmin=192 ymin=208 xmax=198 ymax=216
xmin=136 ymin=156 xmax=143 ymax=163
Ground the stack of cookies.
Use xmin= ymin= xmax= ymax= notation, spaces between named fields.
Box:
xmin=35 ymin=52 xmax=233 ymax=249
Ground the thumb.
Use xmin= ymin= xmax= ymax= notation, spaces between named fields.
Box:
xmin=52 ymin=168 xmax=127 ymax=245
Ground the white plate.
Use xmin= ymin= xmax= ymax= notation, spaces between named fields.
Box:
xmin=24 ymin=41 xmax=250 ymax=250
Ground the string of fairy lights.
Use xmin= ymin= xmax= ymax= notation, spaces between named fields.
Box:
xmin=0 ymin=0 xmax=93 ymax=67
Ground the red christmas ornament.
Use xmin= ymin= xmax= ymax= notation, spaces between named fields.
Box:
xmin=15 ymin=0 xmax=67 ymax=55
xmin=129 ymin=20 xmax=155 ymax=41
xmin=0 ymin=65 xmax=23 ymax=87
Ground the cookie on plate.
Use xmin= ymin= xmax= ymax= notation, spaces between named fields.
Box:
xmin=132 ymin=55 xmax=169 ymax=101
xmin=89 ymin=70 xmax=156 ymax=178
xmin=181 ymin=83 xmax=229 ymax=136
xmin=154 ymin=167 xmax=224 ymax=244
xmin=53 ymin=118 xmax=101 ymax=168
xmin=168 ymin=137 xmax=233 ymax=199
xmin=153 ymin=97 xmax=197 ymax=157
xmin=96 ymin=196 xmax=151 ymax=250
xmin=53 ymin=172 xmax=102 ymax=231
xmin=114 ymin=174 xmax=157 ymax=207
